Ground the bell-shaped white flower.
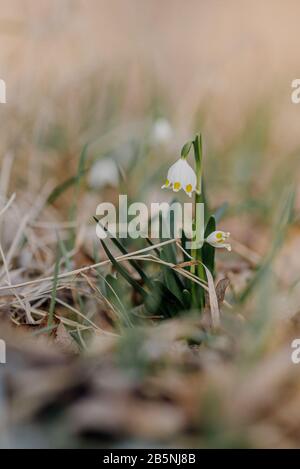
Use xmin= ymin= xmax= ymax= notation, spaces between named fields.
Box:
xmin=88 ymin=157 xmax=119 ymax=189
xmin=151 ymin=118 xmax=173 ymax=144
xmin=206 ymin=231 xmax=231 ymax=251
xmin=161 ymin=157 xmax=197 ymax=197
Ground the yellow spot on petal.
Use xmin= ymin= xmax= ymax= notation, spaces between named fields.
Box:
xmin=173 ymin=182 xmax=181 ymax=191
xmin=186 ymin=184 xmax=192 ymax=193
xmin=216 ymin=232 xmax=223 ymax=240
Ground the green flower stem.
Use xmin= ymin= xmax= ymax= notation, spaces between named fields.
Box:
xmin=192 ymin=134 xmax=205 ymax=308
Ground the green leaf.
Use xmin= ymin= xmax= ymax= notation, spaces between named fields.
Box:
xmin=160 ymin=250 xmax=185 ymax=300
xmin=182 ymin=289 xmax=192 ymax=309
xmin=158 ymin=211 xmax=177 ymax=262
xmin=100 ymin=239 xmax=148 ymax=298
xmin=68 ymin=143 xmax=89 ymax=248
xmin=105 ymin=273 xmax=132 ymax=327
xmin=145 ymin=280 xmax=184 ymax=317
xmin=145 ymin=237 xmax=160 ymax=255
xmin=57 ymin=236 xmax=72 ymax=270
xmin=94 ymin=217 xmax=148 ymax=283
xmin=157 ymin=208 xmax=185 ymax=301
xmin=47 ymin=170 xmax=88 ymax=205
xmin=202 ymin=215 xmax=216 ymax=276
xmin=181 ymin=140 xmax=193 ymax=158
xmin=180 ymin=230 xmax=193 ymax=291
xmin=48 ymin=241 xmax=61 ymax=328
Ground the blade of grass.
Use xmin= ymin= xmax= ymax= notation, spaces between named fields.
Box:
xmin=68 ymin=143 xmax=89 ymax=249
xmin=47 ymin=170 xmax=89 ymax=205
xmin=100 ymin=239 xmax=148 ymax=297
xmin=239 ymin=186 xmax=295 ymax=302
xmin=94 ymin=216 xmax=148 ymax=282
xmin=48 ymin=241 xmax=61 ymax=328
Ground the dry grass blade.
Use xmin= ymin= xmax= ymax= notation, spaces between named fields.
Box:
xmin=201 ymin=262 xmax=220 ymax=329
xmin=174 ymin=260 xmax=199 ymax=268
xmin=0 ymin=239 xmax=178 ymax=293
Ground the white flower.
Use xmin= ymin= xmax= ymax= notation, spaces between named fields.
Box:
xmin=206 ymin=231 xmax=231 ymax=251
xmin=151 ymin=118 xmax=173 ymax=144
xmin=88 ymin=158 xmax=119 ymax=189
xmin=162 ymin=157 xmax=197 ymax=197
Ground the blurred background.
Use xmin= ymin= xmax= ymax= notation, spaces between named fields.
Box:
xmin=1 ymin=0 xmax=300 ymax=449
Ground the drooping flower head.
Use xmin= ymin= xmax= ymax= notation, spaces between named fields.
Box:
xmin=151 ymin=118 xmax=173 ymax=145
xmin=206 ymin=231 xmax=231 ymax=251
xmin=162 ymin=157 xmax=197 ymax=198
xmin=88 ymin=157 xmax=119 ymax=189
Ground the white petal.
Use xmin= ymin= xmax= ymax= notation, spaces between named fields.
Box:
xmin=151 ymin=118 xmax=173 ymax=144
xmin=214 ymin=242 xmax=231 ymax=251
xmin=206 ymin=231 xmax=231 ymax=251
xmin=163 ymin=158 xmax=197 ymax=196
xmin=88 ymin=158 xmax=119 ymax=189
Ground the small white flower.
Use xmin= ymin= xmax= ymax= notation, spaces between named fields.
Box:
xmin=88 ymin=158 xmax=119 ymax=189
xmin=206 ymin=231 xmax=231 ymax=251
xmin=162 ymin=157 xmax=197 ymax=197
xmin=151 ymin=118 xmax=173 ymax=144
